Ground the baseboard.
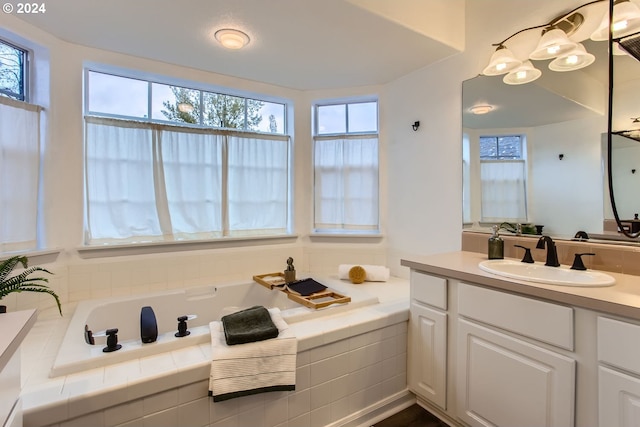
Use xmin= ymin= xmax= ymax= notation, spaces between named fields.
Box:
xmin=327 ymin=389 xmax=416 ymax=427
xmin=415 ymin=396 xmax=465 ymax=427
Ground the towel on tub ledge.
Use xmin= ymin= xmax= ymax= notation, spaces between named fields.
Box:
xmin=221 ymin=305 xmax=279 ymax=345
xmin=208 ymin=307 xmax=297 ymax=402
xmin=338 ymin=264 xmax=390 ymax=282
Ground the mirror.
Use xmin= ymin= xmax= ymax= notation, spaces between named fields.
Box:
xmin=462 ymin=38 xmax=609 ymax=240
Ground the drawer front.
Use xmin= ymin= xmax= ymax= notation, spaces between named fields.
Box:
xmin=458 ymin=283 xmax=574 ymax=350
xmin=598 ymin=316 xmax=640 ymax=375
xmin=410 ymin=270 xmax=447 ymax=310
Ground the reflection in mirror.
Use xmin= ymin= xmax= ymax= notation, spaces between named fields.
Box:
xmin=463 ymin=54 xmax=607 ymax=239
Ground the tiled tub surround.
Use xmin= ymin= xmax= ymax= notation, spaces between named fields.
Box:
xmin=462 ymin=231 xmax=640 ymax=276
xmin=20 ymin=276 xmax=411 ymax=427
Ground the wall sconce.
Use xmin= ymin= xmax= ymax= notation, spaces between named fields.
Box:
xmin=412 ymin=121 xmax=420 ymax=131
xmin=482 ymin=0 xmax=640 ymax=85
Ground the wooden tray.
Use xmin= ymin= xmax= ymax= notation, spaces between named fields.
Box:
xmin=252 ymin=272 xmax=351 ymax=309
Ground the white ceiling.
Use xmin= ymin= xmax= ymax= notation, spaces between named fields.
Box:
xmin=14 ymin=0 xmax=462 ymax=90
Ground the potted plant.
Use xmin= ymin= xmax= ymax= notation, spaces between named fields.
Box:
xmin=0 ymin=255 xmax=62 ymax=315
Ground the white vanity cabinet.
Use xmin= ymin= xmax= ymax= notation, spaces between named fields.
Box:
xmin=456 ymin=284 xmax=575 ymax=427
xmin=598 ymin=316 xmax=640 ymax=427
xmin=408 ymin=270 xmax=448 ymax=410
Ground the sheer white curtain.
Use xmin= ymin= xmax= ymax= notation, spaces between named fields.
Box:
xmin=480 ymin=160 xmax=527 ymax=221
xmin=314 ymin=135 xmax=378 ymax=231
xmin=0 ymin=97 xmax=41 ymax=252
xmin=84 ymin=117 xmax=289 ymax=244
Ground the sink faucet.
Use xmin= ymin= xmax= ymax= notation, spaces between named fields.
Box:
xmin=536 ymin=236 xmax=560 ymax=267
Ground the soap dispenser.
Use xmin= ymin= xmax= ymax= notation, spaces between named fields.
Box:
xmin=488 ymin=225 xmax=504 ymax=259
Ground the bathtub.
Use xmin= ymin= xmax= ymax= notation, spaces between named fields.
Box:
xmin=51 ymin=278 xmax=379 ymax=377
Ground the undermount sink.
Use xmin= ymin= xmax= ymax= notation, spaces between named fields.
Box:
xmin=478 ymin=259 xmax=616 ymax=287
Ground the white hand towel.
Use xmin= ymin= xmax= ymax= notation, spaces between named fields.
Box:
xmin=338 ymin=264 xmax=390 ymax=282
xmin=209 ymin=307 xmax=297 ymax=402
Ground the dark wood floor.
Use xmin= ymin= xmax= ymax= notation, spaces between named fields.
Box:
xmin=373 ymin=404 xmax=449 ymax=427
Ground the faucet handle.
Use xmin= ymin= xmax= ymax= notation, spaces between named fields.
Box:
xmin=571 ymin=253 xmax=595 ymax=271
xmin=514 ymin=245 xmax=534 ymax=263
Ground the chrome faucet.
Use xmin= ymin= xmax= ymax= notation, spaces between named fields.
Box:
xmin=536 ymin=235 xmax=560 ymax=267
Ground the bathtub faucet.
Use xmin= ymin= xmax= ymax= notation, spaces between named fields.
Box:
xmin=140 ymin=306 xmax=158 ymax=343
xmin=175 ymin=314 xmax=198 ymax=338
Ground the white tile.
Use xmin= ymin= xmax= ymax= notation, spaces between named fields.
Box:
xmin=236 ymin=404 xmax=266 ymax=427
xmin=104 ymin=360 xmax=141 ymax=386
xmin=288 ymin=389 xmax=310 ymax=420
xmin=209 ymin=397 xmax=238 ymax=423
xmin=382 ymin=336 xmax=397 ymax=360
xmin=178 ymin=397 xmax=210 ymax=427
xmin=143 ymin=389 xmax=178 ymax=416
xmin=308 ymin=339 xmax=349 ymax=363
xmin=288 ymin=412 xmax=310 ymax=427
xmin=210 ymin=414 xmax=238 ymax=427
xmin=310 ymin=405 xmax=332 ymax=427
xmin=142 ymin=407 xmax=178 ymax=427
xmin=264 ymin=395 xmax=288 ymax=427
xmin=296 ymin=365 xmax=310 ymax=391
xmin=330 ymin=375 xmax=350 ymax=402
xmin=22 ymin=387 xmax=69 ymax=427
xmin=104 ymin=399 xmax=143 ymax=427
xmin=178 ymin=380 xmax=209 ymax=404
xmin=330 ymin=396 xmax=350 ymax=423
xmin=310 ymin=381 xmax=331 ymax=410
xmin=60 ymin=411 xmax=105 ymax=427
xmin=62 ymin=367 xmax=105 ymax=397
xmin=296 ymin=350 xmax=310 ymax=368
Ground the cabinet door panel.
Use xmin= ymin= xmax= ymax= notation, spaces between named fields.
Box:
xmin=408 ymin=301 xmax=447 ymax=409
xmin=457 ymin=319 xmax=575 ymax=427
xmin=600 ymin=366 xmax=640 ymax=427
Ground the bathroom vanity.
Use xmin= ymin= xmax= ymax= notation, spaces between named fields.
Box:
xmin=402 ymin=251 xmax=640 ymax=427
xmin=0 ymin=309 xmax=37 ymax=427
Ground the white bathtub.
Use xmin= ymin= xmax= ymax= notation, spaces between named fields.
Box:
xmin=51 ymin=279 xmax=379 ymax=377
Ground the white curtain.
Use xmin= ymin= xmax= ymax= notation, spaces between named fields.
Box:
xmin=480 ymin=160 xmax=527 ymax=221
xmin=0 ymin=98 xmax=41 ymax=252
xmin=314 ymin=135 xmax=378 ymax=230
xmin=85 ymin=117 xmax=289 ymax=244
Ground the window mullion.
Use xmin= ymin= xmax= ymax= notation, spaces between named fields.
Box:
xmin=221 ymin=136 xmax=229 ymax=236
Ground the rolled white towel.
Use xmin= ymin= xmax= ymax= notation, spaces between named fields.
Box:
xmin=338 ymin=264 xmax=390 ymax=282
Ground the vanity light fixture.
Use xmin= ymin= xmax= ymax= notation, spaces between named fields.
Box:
xmin=482 ymin=0 xmax=640 ymax=84
xmin=214 ymin=29 xmax=250 ymax=50
xmin=591 ymin=0 xmax=640 ymax=41
xmin=469 ymin=105 xmax=494 ymax=115
xmin=503 ymin=61 xmax=542 ymax=85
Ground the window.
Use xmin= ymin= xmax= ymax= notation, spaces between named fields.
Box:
xmin=313 ymin=100 xmax=379 ymax=233
xmin=0 ymin=38 xmax=28 ymax=101
xmin=479 ymin=135 xmax=527 ymax=222
xmin=84 ymin=69 xmax=290 ymax=245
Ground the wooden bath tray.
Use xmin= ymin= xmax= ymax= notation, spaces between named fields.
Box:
xmin=252 ymin=272 xmax=351 ymax=309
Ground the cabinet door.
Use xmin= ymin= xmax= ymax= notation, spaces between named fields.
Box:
xmin=408 ymin=300 xmax=447 ymax=409
xmin=600 ymin=365 xmax=640 ymax=427
xmin=456 ymin=319 xmax=575 ymax=427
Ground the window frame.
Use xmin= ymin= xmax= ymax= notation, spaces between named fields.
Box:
xmin=0 ymin=37 xmax=29 ymax=102
xmin=312 ymin=98 xmax=380 ymax=235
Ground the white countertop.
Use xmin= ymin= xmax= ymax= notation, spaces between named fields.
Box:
xmin=401 ymin=251 xmax=640 ymax=321
xmin=0 ymin=309 xmax=37 ymax=371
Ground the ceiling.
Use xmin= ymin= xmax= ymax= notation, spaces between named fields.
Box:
xmin=14 ymin=0 xmax=463 ymax=91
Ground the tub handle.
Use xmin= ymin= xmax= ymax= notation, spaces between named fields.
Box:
xmin=84 ymin=325 xmax=95 ymax=345
xmin=176 ymin=314 xmax=198 ymax=338
xmin=93 ymin=328 xmax=123 ymax=353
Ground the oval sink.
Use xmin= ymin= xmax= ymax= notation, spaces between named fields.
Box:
xmin=478 ymin=259 xmax=616 ymax=287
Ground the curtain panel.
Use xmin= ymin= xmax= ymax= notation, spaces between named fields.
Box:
xmin=480 ymin=160 xmax=527 ymax=222
xmin=84 ymin=116 xmax=290 ymax=245
xmin=313 ymin=135 xmax=379 ymax=231
xmin=0 ymin=97 xmax=42 ymax=252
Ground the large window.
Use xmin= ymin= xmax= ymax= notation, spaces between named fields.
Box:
xmin=479 ymin=135 xmax=527 ymax=222
xmin=313 ymin=100 xmax=379 ymax=233
xmin=84 ymin=70 xmax=290 ymax=245
xmin=0 ymin=38 xmax=28 ymax=101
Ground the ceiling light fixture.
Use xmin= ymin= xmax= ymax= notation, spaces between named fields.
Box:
xmin=482 ymin=45 xmax=522 ymax=75
xmin=469 ymin=105 xmax=494 ymax=115
xmin=214 ymin=29 xmax=250 ymax=50
xmin=529 ymin=28 xmax=578 ymax=60
xmin=548 ymin=42 xmax=596 ymax=71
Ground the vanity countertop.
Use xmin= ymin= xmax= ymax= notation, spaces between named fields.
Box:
xmin=0 ymin=309 xmax=37 ymax=371
xmin=401 ymin=251 xmax=640 ymax=321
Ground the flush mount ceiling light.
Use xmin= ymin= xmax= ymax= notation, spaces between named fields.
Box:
xmin=482 ymin=45 xmax=522 ymax=75
xmin=469 ymin=105 xmax=494 ymax=115
xmin=214 ymin=29 xmax=250 ymax=50
xmin=548 ymin=42 xmax=596 ymax=71
xmin=591 ymin=0 xmax=640 ymax=41
xmin=503 ymin=61 xmax=542 ymax=85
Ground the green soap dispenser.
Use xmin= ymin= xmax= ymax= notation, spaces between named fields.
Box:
xmin=488 ymin=225 xmax=504 ymax=259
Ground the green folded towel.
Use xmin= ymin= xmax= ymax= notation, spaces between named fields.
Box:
xmin=221 ymin=306 xmax=279 ymax=346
